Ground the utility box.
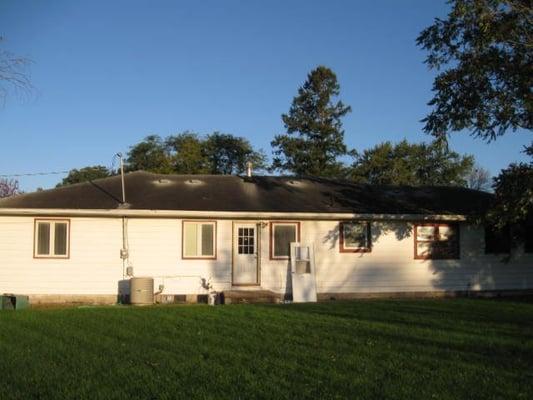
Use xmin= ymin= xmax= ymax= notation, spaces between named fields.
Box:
xmin=129 ymin=277 xmax=154 ymax=305
xmin=1 ymin=294 xmax=29 ymax=310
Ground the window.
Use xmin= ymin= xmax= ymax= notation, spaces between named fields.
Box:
xmin=182 ymin=221 xmax=216 ymax=259
xmin=340 ymin=222 xmax=371 ymax=252
xmin=270 ymin=222 xmax=300 ymax=259
xmin=414 ymin=223 xmax=459 ymax=260
xmin=34 ymin=219 xmax=70 ymax=258
xmin=485 ymin=225 xmax=511 ymax=254
xmin=237 ymin=227 xmax=255 ymax=255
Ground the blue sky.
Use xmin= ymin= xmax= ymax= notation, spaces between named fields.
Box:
xmin=0 ymin=0 xmax=530 ymax=191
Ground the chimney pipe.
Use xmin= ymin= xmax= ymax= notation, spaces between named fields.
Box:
xmin=246 ymin=161 xmax=253 ymax=177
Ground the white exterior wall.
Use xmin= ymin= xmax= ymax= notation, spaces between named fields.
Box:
xmin=0 ymin=216 xmax=531 ymax=297
xmin=0 ymin=216 xmax=123 ymax=295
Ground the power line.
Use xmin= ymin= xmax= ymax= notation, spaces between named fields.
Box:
xmin=0 ymin=170 xmax=70 ymax=178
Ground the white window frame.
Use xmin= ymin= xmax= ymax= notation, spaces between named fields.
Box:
xmin=182 ymin=221 xmax=217 ymax=259
xmin=34 ymin=219 xmax=70 ymax=259
xmin=270 ymin=222 xmax=300 ymax=260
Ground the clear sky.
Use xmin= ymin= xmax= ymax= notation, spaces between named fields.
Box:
xmin=0 ymin=0 xmax=530 ymax=191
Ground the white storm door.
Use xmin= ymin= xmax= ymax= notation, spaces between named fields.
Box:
xmin=233 ymin=223 xmax=259 ymax=285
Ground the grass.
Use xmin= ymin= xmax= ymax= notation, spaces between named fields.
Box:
xmin=0 ymin=299 xmax=532 ymax=400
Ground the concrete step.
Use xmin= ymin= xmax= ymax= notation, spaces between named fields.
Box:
xmin=223 ymin=290 xmax=283 ymax=304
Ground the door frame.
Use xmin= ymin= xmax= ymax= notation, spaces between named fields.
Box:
xmin=232 ymin=221 xmax=261 ymax=286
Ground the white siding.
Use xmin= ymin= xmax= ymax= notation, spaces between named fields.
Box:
xmin=0 ymin=217 xmax=123 ymax=294
xmin=126 ymin=218 xmax=232 ymax=294
xmin=0 ymin=216 xmax=531 ymax=297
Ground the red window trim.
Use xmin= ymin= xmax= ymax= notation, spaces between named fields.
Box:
xmin=339 ymin=221 xmax=371 ymax=253
xmin=414 ymin=223 xmax=460 ymax=260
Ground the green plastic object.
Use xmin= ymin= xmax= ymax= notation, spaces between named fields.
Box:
xmin=0 ymin=294 xmax=30 ymax=310
xmin=13 ymin=295 xmax=29 ymax=310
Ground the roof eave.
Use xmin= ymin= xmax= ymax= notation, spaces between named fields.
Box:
xmin=0 ymin=208 xmax=468 ymax=221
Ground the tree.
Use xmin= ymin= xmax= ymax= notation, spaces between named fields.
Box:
xmin=349 ymin=139 xmax=475 ymax=186
xmin=271 ymin=66 xmax=352 ymax=176
xmin=126 ymin=132 xmax=266 ymax=175
xmin=0 ymin=178 xmax=22 ymax=198
xmin=204 ymin=132 xmax=266 ymax=175
xmin=165 ymin=132 xmax=209 ymax=174
xmin=417 ymin=0 xmax=532 ymax=141
xmin=57 ymin=165 xmax=113 ymax=187
xmin=487 ymin=153 xmax=533 ymax=229
xmin=466 ymin=164 xmax=492 ymax=191
xmin=0 ymin=37 xmax=33 ymax=104
xmin=125 ymin=135 xmax=173 ymax=173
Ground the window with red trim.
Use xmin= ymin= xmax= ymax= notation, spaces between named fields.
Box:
xmin=414 ymin=224 xmax=459 ymax=260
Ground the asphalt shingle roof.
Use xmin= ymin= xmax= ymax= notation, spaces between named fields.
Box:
xmin=0 ymin=171 xmax=493 ymax=215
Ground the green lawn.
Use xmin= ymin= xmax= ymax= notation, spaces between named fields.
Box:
xmin=0 ymin=299 xmax=532 ymax=400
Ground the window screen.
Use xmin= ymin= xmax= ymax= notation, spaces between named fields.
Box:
xmin=37 ymin=222 xmax=51 ymax=255
xmin=415 ymin=224 xmax=459 ymax=259
xmin=201 ymin=224 xmax=214 ymax=256
xmin=341 ymin=222 xmax=370 ymax=251
xmin=272 ymin=223 xmax=298 ymax=258
xmin=183 ymin=221 xmax=216 ymax=258
xmin=34 ymin=220 xmax=69 ymax=258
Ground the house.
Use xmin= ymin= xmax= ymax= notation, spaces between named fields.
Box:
xmin=0 ymin=171 xmax=531 ymax=304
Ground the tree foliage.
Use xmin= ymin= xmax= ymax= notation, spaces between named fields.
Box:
xmin=0 ymin=178 xmax=21 ymax=198
xmin=57 ymin=166 xmax=113 ymax=187
xmin=126 ymin=132 xmax=266 ymax=175
xmin=126 ymin=135 xmax=173 ymax=173
xmin=271 ymin=66 xmax=352 ymax=176
xmin=204 ymin=132 xmax=266 ymax=175
xmin=165 ymin=132 xmax=209 ymax=174
xmin=487 ymin=155 xmax=533 ymax=229
xmin=349 ymin=139 xmax=475 ymax=186
xmin=417 ymin=0 xmax=532 ymax=140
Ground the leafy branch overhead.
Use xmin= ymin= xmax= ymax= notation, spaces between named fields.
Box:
xmin=417 ymin=0 xmax=532 ymax=140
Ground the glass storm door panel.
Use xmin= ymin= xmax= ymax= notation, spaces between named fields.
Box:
xmin=233 ymin=223 xmax=259 ymax=285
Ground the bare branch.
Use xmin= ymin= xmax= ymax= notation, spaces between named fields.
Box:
xmin=0 ymin=37 xmax=33 ymax=105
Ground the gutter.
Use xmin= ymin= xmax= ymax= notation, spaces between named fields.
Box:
xmin=0 ymin=208 xmax=468 ymax=221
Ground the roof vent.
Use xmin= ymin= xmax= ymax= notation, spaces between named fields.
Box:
xmin=156 ymin=178 xmax=172 ymax=184
xmin=287 ymin=179 xmax=305 ymax=187
xmin=185 ymin=179 xmax=203 ymax=185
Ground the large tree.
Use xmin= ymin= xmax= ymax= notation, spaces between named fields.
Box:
xmin=349 ymin=139 xmax=475 ymax=186
xmin=417 ymin=0 xmax=532 ymax=141
xmin=165 ymin=132 xmax=209 ymax=174
xmin=125 ymin=135 xmax=173 ymax=173
xmin=57 ymin=166 xmax=113 ymax=187
xmin=204 ymin=132 xmax=266 ymax=175
xmin=271 ymin=66 xmax=352 ymax=177
xmin=126 ymin=132 xmax=265 ymax=175
xmin=418 ymin=0 xmax=533 ymax=236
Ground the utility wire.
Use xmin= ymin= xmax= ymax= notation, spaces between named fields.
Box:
xmin=0 ymin=170 xmax=70 ymax=178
